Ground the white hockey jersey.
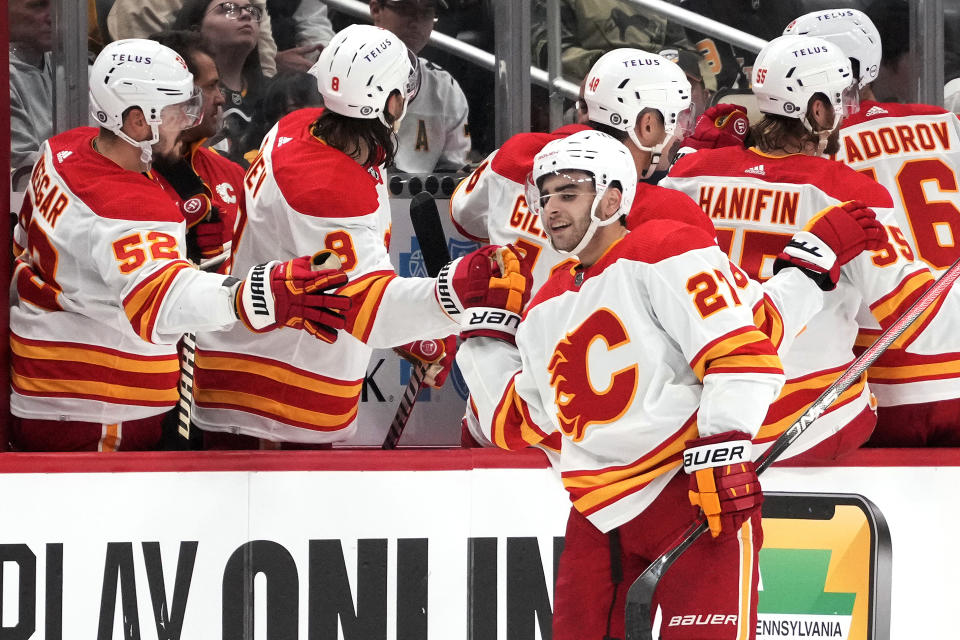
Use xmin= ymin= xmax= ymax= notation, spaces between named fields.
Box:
xmin=833 ymin=101 xmax=960 ymax=407
xmin=11 ymin=128 xmax=239 ymax=423
xmin=662 ymin=146 xmax=933 ymax=459
xmin=458 ymin=220 xmax=785 ymax=533
xmin=394 ymin=58 xmax=471 ymax=173
xmin=191 ymin=108 xmax=458 ymax=443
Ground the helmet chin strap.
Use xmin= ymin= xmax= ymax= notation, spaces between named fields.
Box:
xmin=628 ymin=126 xmax=672 ymax=179
xmin=801 ymin=110 xmax=841 ymax=157
xmin=116 ymin=123 xmax=160 ymax=164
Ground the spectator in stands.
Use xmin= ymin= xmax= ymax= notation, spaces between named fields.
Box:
xmin=267 ymin=0 xmax=336 ymax=72
xmin=9 ymin=0 xmax=54 ymax=191
xmin=108 ymin=0 xmax=280 ymax=76
xmin=240 ymin=70 xmax=324 ymax=164
xmin=173 ymin=0 xmax=268 ymax=166
xmin=531 ymin=0 xmax=691 ymax=81
xmin=370 ymin=0 xmax=471 ymax=173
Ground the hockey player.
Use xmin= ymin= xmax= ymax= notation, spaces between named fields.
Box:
xmin=456 ymin=129 xmax=784 ymax=640
xmin=785 ymin=8 xmax=960 ymax=445
xmin=9 ymin=39 xmax=350 ymax=451
xmin=370 ymin=0 xmax=471 ymax=173
xmin=190 ymin=24 xmax=461 ymax=444
xmin=453 ymin=49 xmax=710 ymax=445
xmin=150 ymin=30 xmax=240 ymax=274
xmin=661 ymin=34 xmax=934 ymax=461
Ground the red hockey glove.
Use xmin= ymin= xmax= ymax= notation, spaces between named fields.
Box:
xmin=394 ymin=335 xmax=457 ymax=388
xmin=435 ymin=245 xmax=532 ymax=343
xmin=685 ymin=431 xmax=761 ymax=538
xmin=235 ymin=250 xmax=350 ymax=343
xmin=679 ymin=104 xmax=750 ymax=151
xmin=773 ymin=200 xmax=886 ymax=291
xmin=194 ymin=211 xmax=232 ymax=260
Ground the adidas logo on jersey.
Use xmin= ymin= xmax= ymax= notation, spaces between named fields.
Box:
xmin=56 ymin=151 xmax=72 ymax=163
xmin=744 ymin=164 xmax=765 ymax=176
xmin=865 ymin=106 xmax=889 ymax=117
xmin=276 ymin=136 xmax=293 ymax=148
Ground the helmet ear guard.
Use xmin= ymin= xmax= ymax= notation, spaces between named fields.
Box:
xmin=528 ymin=130 xmax=637 ymax=257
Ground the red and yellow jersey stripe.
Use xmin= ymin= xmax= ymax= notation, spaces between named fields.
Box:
xmin=122 ymin=260 xmax=194 ymax=342
xmin=489 ymin=374 xmax=552 ymax=450
xmin=753 ymin=294 xmax=785 ymax=351
xmin=690 ymin=326 xmax=783 ymax=381
xmin=338 ymin=270 xmax=397 ymax=343
xmin=867 ymin=268 xmax=935 ymax=346
xmin=562 ymin=415 xmax=697 ymax=518
xmin=193 ymin=349 xmax=363 ymax=432
xmin=10 ymin=333 xmax=179 ymax=406
xmin=754 ymin=362 xmax=867 ymax=443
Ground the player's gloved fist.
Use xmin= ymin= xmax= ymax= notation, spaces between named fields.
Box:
xmin=679 ymin=104 xmax=750 ymax=152
xmin=684 ymin=431 xmax=761 ymax=538
xmin=394 ymin=335 xmax=457 ymax=387
xmin=773 ymin=200 xmax=886 ymax=291
xmin=195 ymin=212 xmax=231 ymax=258
xmin=435 ymin=245 xmax=532 ymax=343
xmin=235 ymin=250 xmax=351 ymax=343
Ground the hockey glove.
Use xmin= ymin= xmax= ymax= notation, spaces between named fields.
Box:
xmin=679 ymin=104 xmax=750 ymax=151
xmin=773 ymin=200 xmax=886 ymax=291
xmin=394 ymin=335 xmax=457 ymax=387
xmin=435 ymin=245 xmax=532 ymax=343
xmin=235 ymin=250 xmax=350 ymax=343
xmin=685 ymin=431 xmax=761 ymax=538
xmin=194 ymin=209 xmax=233 ymax=269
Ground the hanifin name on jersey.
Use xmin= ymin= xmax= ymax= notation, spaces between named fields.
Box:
xmin=697 ymin=184 xmax=800 ymax=225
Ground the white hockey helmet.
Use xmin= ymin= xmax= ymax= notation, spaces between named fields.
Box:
xmin=752 ymin=34 xmax=858 ymax=131
xmin=582 ymin=48 xmax=693 ymax=173
xmin=309 ymin=24 xmax=413 ymax=128
xmin=783 ymin=9 xmax=881 ymax=89
xmin=526 ymin=130 xmax=637 ymax=257
xmin=89 ymin=39 xmax=202 ymax=163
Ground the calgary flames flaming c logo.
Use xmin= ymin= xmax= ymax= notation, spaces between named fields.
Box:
xmin=547 ymin=308 xmax=638 ymax=441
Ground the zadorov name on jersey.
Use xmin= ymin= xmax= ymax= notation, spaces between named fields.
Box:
xmin=757 ymin=619 xmax=844 ymax=637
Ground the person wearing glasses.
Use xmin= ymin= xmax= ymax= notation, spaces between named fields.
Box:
xmin=370 ymin=0 xmax=472 ymax=173
xmin=9 ymin=39 xmax=350 ymax=451
xmin=107 ymin=0 xmax=280 ymax=76
xmin=172 ymin=0 xmax=268 ymax=166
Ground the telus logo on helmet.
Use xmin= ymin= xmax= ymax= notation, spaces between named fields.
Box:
xmin=620 ymin=58 xmax=660 ymax=67
xmin=816 ymin=10 xmax=855 ymax=20
xmin=362 ymin=39 xmax=394 ymax=62
xmin=111 ymin=54 xmax=152 ymax=64
xmin=791 ymin=45 xmax=830 ymax=57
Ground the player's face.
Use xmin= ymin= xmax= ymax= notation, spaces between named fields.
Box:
xmin=538 ymin=171 xmax=596 ymax=252
xmin=184 ymin=52 xmax=225 ymax=142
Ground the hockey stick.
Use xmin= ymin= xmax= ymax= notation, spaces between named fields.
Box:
xmin=153 ymin=156 xmax=219 ymax=449
xmin=624 ymin=256 xmax=960 ymax=640
xmin=382 ymin=191 xmax=452 ymax=449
